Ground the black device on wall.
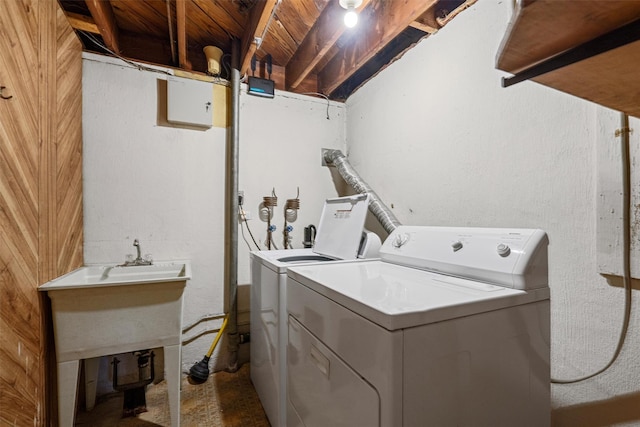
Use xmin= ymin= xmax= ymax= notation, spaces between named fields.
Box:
xmin=248 ymin=53 xmax=275 ymax=98
xmin=248 ymin=77 xmax=275 ymax=98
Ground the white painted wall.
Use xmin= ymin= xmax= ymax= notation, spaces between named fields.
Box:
xmin=237 ymin=91 xmax=346 ymax=285
xmin=345 ymin=1 xmax=639 ymax=425
xmin=82 ymin=53 xmax=345 ymax=377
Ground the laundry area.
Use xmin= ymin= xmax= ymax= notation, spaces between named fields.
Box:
xmin=3 ymin=0 xmax=640 ymax=426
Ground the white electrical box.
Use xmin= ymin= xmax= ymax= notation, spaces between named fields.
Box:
xmin=166 ymin=76 xmax=213 ymax=128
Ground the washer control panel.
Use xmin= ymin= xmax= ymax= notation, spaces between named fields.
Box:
xmin=379 ymin=225 xmax=548 ymax=290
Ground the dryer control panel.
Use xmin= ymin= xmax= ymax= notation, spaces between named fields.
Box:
xmin=380 ymin=226 xmax=549 ymax=290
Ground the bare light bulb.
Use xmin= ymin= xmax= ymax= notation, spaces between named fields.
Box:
xmin=344 ymin=7 xmax=358 ymax=28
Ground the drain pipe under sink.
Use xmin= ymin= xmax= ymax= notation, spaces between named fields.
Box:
xmin=323 ymin=149 xmax=401 ymax=234
xmin=225 ymin=37 xmax=241 ymax=372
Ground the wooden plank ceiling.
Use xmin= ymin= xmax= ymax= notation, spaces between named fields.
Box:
xmin=59 ymin=0 xmax=472 ymax=100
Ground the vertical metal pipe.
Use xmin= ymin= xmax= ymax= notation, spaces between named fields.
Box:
xmin=225 ymin=37 xmax=240 ymax=372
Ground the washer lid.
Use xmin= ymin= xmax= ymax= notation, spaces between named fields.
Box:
xmin=251 ymin=248 xmax=320 ymax=273
xmin=287 ymin=261 xmax=550 ymax=331
xmin=313 ymin=194 xmax=369 ymax=260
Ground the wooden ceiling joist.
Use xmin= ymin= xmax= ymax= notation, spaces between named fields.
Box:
xmin=319 ymin=0 xmax=438 ymax=95
xmin=66 ymin=12 xmax=100 ymax=34
xmin=176 ymin=0 xmax=192 ymax=69
xmin=165 ymin=0 xmax=177 ymax=66
xmin=85 ymin=0 xmax=120 ymax=54
xmin=59 ymin=0 xmax=474 ymax=100
xmin=285 ymin=0 xmax=372 ymax=91
xmin=411 ymin=8 xmax=440 ymax=34
xmin=240 ymin=0 xmax=279 ymax=76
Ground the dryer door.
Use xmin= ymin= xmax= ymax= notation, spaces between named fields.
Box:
xmin=287 ymin=316 xmax=380 ymax=427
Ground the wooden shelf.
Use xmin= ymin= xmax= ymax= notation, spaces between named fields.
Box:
xmin=496 ymin=0 xmax=640 ymax=117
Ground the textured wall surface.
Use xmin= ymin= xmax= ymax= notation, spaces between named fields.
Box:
xmin=345 ymin=1 xmax=640 ymax=425
xmin=82 ymin=54 xmax=345 ymax=375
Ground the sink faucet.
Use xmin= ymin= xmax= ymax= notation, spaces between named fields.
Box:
xmin=123 ymin=239 xmax=152 ymax=266
xmin=133 ymin=239 xmax=143 ymax=262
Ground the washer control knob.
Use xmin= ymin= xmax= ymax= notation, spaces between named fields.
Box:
xmin=392 ymin=233 xmax=409 ymax=248
xmin=451 ymin=241 xmax=463 ymax=252
xmin=497 ymin=243 xmax=511 ymax=257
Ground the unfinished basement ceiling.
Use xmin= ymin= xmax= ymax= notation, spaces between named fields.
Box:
xmin=59 ymin=0 xmax=471 ymax=101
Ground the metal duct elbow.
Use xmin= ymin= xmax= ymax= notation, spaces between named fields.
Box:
xmin=323 ymin=149 xmax=401 ymax=234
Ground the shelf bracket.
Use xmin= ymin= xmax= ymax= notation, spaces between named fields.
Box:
xmin=502 ymin=18 xmax=640 ymax=88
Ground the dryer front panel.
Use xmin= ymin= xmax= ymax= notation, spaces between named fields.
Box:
xmin=287 ymin=316 xmax=379 ymax=427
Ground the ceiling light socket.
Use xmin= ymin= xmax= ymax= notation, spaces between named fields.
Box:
xmin=339 ymin=0 xmax=363 ymax=9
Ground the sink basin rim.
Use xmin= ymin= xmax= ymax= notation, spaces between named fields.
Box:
xmin=38 ymin=260 xmax=192 ymax=291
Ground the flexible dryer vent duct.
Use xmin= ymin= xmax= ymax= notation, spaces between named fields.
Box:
xmin=323 ymin=149 xmax=401 ymax=234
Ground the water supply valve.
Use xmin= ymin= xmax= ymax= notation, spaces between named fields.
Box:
xmin=262 ymin=188 xmax=278 ymax=250
xmin=284 ymin=188 xmax=300 ymax=249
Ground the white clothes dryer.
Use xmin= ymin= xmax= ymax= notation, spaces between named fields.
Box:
xmin=250 ymin=194 xmax=381 ymax=427
xmin=286 ymin=225 xmax=551 ymax=427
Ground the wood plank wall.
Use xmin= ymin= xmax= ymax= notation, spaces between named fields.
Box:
xmin=0 ymin=1 xmax=83 ymax=425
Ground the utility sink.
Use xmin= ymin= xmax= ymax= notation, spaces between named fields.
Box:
xmin=39 ymin=261 xmax=191 ymax=427
xmin=40 ymin=261 xmax=191 ymax=289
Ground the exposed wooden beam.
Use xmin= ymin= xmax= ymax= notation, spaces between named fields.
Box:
xmin=319 ymin=0 xmax=438 ymax=95
xmin=436 ymin=0 xmax=477 ymax=27
xmin=165 ymin=0 xmax=177 ymax=66
xmin=411 ymin=7 xmax=439 ymax=34
xmin=176 ymin=0 xmax=192 ymax=69
xmin=410 ymin=21 xmax=438 ymax=34
xmin=85 ymin=0 xmax=120 ymax=54
xmin=285 ymin=0 xmax=372 ymax=90
xmin=240 ymin=0 xmax=279 ymax=76
xmin=65 ymin=12 xmax=99 ymax=34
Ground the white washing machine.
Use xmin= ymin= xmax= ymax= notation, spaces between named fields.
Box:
xmin=286 ymin=225 xmax=551 ymax=427
xmin=250 ymin=194 xmax=381 ymax=427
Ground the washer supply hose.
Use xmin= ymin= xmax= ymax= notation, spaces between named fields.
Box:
xmin=323 ymin=149 xmax=401 ymax=234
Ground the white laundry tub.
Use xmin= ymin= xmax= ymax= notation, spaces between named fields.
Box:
xmin=39 ymin=261 xmax=191 ymax=427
